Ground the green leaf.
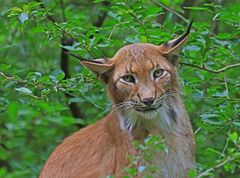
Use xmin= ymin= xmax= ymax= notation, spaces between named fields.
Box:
xmin=200 ymin=114 xmax=224 ymax=125
xmin=41 ymin=89 xmax=50 ymax=96
xmin=9 ymin=7 xmax=22 ymax=14
xmin=184 ymin=45 xmax=200 ymax=51
xmin=216 ymin=33 xmax=232 ymax=39
xmin=213 ymin=90 xmax=228 ymax=97
xmin=93 ymin=0 xmax=105 ymax=3
xmin=184 ymin=6 xmax=213 ymax=13
xmin=127 ymin=168 xmax=137 ymax=176
xmin=0 ymin=64 xmax=11 ymax=71
xmin=145 ymin=6 xmax=162 ymax=15
xmin=59 ymin=45 xmax=81 ymax=51
xmin=215 ymin=32 xmax=240 ymax=39
xmin=188 ymin=169 xmax=197 ymax=178
xmin=27 ymin=2 xmax=43 ymax=9
xmin=229 ymin=132 xmax=238 ymax=144
xmin=31 ymin=26 xmax=45 ymax=33
xmin=15 ymin=87 xmax=33 ymax=96
xmin=232 ymin=121 xmax=240 ymax=127
xmin=0 ymin=167 xmax=7 ymax=177
xmin=56 ymin=73 xmax=65 ymax=81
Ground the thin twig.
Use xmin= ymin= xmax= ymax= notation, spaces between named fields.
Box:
xmin=224 ymin=73 xmax=230 ymax=99
xmin=36 ymin=0 xmax=56 ymax=22
xmin=184 ymin=95 xmax=240 ymax=102
xmin=107 ymin=22 xmax=129 ymax=40
xmin=194 ymin=127 xmax=202 ymax=135
xmin=54 ymin=22 xmax=77 ymax=41
xmin=218 ymin=128 xmax=231 ymax=159
xmin=0 ymin=72 xmax=26 ymax=83
xmin=196 ymin=157 xmax=237 ymax=178
xmin=108 ymin=23 xmax=120 ymax=40
xmin=150 ymin=0 xmax=188 ymax=23
xmin=127 ymin=9 xmax=149 ymax=42
xmin=181 ymin=62 xmax=240 ymax=74
xmin=0 ymin=72 xmax=14 ymax=80
xmin=201 ymin=13 xmax=218 ymax=66
xmin=37 ymin=0 xmax=77 ymax=41
xmin=1 ymin=73 xmax=41 ymax=100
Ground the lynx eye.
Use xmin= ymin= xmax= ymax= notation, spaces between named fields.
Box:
xmin=120 ymin=75 xmax=135 ymax=84
xmin=153 ymin=69 xmax=165 ymax=80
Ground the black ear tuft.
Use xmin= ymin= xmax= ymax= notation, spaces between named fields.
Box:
xmin=170 ymin=19 xmax=194 ymax=48
xmin=159 ymin=20 xmax=194 ymax=66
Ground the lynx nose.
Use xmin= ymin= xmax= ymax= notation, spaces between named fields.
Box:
xmin=142 ymin=97 xmax=155 ymax=107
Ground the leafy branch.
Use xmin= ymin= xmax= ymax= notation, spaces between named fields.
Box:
xmin=181 ymin=62 xmax=240 ymax=74
xmin=150 ymin=0 xmax=188 ymax=22
xmin=196 ymin=156 xmax=238 ymax=178
xmin=35 ymin=0 xmax=84 ymax=121
xmin=0 ymin=72 xmax=26 ymax=83
xmin=127 ymin=8 xmax=149 ymax=42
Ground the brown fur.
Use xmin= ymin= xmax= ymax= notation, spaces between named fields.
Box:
xmin=40 ymin=24 xmax=195 ymax=178
xmin=40 ymin=113 xmax=134 ymax=178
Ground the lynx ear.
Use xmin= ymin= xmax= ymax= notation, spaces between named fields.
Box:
xmin=69 ymin=53 xmax=113 ymax=74
xmin=80 ymin=59 xmax=113 ymax=75
xmin=69 ymin=53 xmax=114 ymax=83
xmin=159 ymin=20 xmax=193 ymax=66
xmin=80 ymin=59 xmax=114 ymax=83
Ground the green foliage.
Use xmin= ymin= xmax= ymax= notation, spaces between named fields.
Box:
xmin=122 ymin=135 xmax=167 ymax=178
xmin=0 ymin=0 xmax=239 ymax=177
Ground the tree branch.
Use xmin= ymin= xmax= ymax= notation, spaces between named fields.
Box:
xmin=150 ymin=0 xmax=188 ymax=23
xmin=127 ymin=9 xmax=149 ymax=42
xmin=60 ymin=38 xmax=84 ymax=122
xmin=35 ymin=0 xmax=111 ymax=124
xmin=93 ymin=1 xmax=110 ymax=27
xmin=36 ymin=0 xmax=84 ymax=122
xmin=59 ymin=1 xmax=84 ymax=122
xmin=36 ymin=0 xmax=56 ymax=22
xmin=196 ymin=157 xmax=237 ymax=178
xmin=180 ymin=62 xmax=240 ymax=74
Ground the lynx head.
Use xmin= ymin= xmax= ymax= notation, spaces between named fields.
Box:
xmin=78 ymin=21 xmax=193 ymax=131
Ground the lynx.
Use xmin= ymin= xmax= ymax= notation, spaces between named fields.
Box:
xmin=40 ymin=21 xmax=195 ymax=178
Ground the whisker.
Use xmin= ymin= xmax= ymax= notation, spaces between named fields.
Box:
xmin=97 ymin=101 xmax=133 ymax=118
xmin=112 ymin=101 xmax=132 ymax=108
xmin=164 ymin=91 xmax=178 ymax=97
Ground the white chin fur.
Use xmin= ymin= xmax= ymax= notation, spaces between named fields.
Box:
xmin=137 ymin=109 xmax=159 ymax=119
xmin=118 ymin=102 xmax=180 ymax=132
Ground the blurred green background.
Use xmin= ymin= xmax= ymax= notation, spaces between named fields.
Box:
xmin=0 ymin=0 xmax=239 ymax=177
